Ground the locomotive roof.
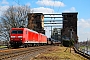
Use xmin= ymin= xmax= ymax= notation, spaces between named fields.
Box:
xmin=11 ymin=28 xmax=42 ymax=34
xmin=26 ymin=28 xmax=38 ymax=34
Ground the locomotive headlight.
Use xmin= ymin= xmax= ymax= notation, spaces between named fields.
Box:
xmin=21 ymin=39 xmax=22 ymax=40
xmin=18 ymin=36 xmax=22 ymax=38
xmin=11 ymin=39 xmax=13 ymax=40
xmin=11 ymin=36 xmax=15 ymax=38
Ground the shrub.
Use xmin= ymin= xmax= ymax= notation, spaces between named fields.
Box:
xmin=63 ymin=39 xmax=74 ymax=47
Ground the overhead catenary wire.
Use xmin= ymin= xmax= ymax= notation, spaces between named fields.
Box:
xmin=42 ymin=0 xmax=50 ymax=13
xmin=48 ymin=0 xmax=51 ymax=9
xmin=57 ymin=0 xmax=63 ymax=13
xmin=13 ymin=0 xmax=20 ymax=5
xmin=52 ymin=0 xmax=55 ymax=13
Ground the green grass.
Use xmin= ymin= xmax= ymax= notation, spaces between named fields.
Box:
xmin=80 ymin=46 xmax=90 ymax=49
xmin=79 ymin=46 xmax=85 ymax=49
xmin=0 ymin=46 xmax=7 ymax=48
xmin=88 ymin=46 xmax=90 ymax=49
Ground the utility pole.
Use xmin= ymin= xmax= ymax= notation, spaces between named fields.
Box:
xmin=86 ymin=38 xmax=88 ymax=54
xmin=70 ymin=28 xmax=73 ymax=53
xmin=51 ymin=26 xmax=52 ymax=38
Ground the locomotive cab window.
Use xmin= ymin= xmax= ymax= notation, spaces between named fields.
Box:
xmin=11 ymin=30 xmax=17 ymax=34
xmin=18 ymin=30 xmax=23 ymax=34
xmin=11 ymin=30 xmax=23 ymax=34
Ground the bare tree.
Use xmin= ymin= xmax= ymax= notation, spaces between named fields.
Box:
xmin=0 ymin=5 xmax=31 ymax=41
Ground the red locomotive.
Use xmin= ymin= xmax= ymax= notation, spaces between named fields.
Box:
xmin=10 ymin=28 xmax=47 ymax=47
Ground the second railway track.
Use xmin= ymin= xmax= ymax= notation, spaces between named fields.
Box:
xmin=0 ymin=46 xmax=52 ymax=60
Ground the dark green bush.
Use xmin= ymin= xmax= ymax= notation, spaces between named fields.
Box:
xmin=63 ymin=39 xmax=74 ymax=47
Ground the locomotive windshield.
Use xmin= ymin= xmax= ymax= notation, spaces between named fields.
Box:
xmin=18 ymin=30 xmax=23 ymax=34
xmin=11 ymin=30 xmax=23 ymax=34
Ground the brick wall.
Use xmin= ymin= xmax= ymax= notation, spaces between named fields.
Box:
xmin=61 ymin=12 xmax=78 ymax=43
xmin=27 ymin=13 xmax=45 ymax=34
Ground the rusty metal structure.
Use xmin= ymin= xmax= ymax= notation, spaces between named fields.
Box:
xmin=27 ymin=12 xmax=78 ymax=43
xmin=27 ymin=13 xmax=45 ymax=34
xmin=61 ymin=12 xmax=78 ymax=43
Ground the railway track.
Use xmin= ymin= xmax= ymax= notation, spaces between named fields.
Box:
xmin=0 ymin=48 xmax=8 ymax=50
xmin=0 ymin=46 xmax=52 ymax=60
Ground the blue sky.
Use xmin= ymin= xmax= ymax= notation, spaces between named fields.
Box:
xmin=0 ymin=0 xmax=90 ymax=42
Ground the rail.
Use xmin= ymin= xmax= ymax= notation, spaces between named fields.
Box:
xmin=74 ymin=47 xmax=90 ymax=59
xmin=0 ymin=46 xmax=51 ymax=60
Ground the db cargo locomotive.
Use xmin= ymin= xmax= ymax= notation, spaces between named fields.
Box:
xmin=10 ymin=28 xmax=47 ymax=47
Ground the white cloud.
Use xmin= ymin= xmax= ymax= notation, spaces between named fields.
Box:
xmin=70 ymin=7 xmax=75 ymax=11
xmin=25 ymin=3 xmax=31 ymax=6
xmin=36 ymin=0 xmax=65 ymax=7
xmin=0 ymin=5 xmax=9 ymax=16
xmin=31 ymin=7 xmax=54 ymax=13
xmin=78 ymin=31 xmax=90 ymax=42
xmin=0 ymin=5 xmax=9 ymax=11
xmin=78 ymin=19 xmax=90 ymax=42
xmin=1 ymin=0 xmax=9 ymax=5
xmin=78 ymin=19 xmax=90 ymax=28
xmin=63 ymin=7 xmax=76 ymax=12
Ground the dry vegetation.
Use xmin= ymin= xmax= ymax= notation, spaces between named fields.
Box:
xmin=32 ymin=46 xmax=88 ymax=60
